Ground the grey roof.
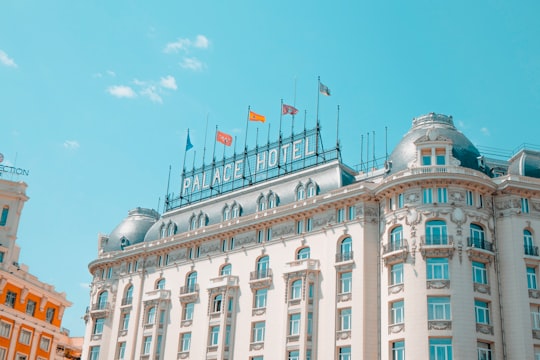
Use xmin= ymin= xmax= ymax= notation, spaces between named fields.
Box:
xmin=386 ymin=113 xmax=483 ymax=175
xmin=508 ymin=149 xmax=540 ymax=178
xmin=103 ymin=207 xmax=160 ymax=252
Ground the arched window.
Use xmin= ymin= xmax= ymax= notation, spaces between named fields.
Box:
xmin=186 ymin=272 xmax=198 ymax=292
xmin=524 ymin=229 xmax=536 ymax=256
xmin=297 ymin=185 xmax=306 ymax=201
xmin=97 ymin=291 xmax=108 ymax=310
xmin=268 ymin=193 xmax=277 ymax=209
xmin=425 ymin=220 xmax=447 ymax=245
xmin=156 ymin=278 xmax=166 ymax=290
xmin=257 ymin=256 xmax=269 ymax=278
xmin=213 ymin=294 xmax=223 ymax=313
xmin=340 ymin=237 xmax=352 ymax=261
xmin=223 ymin=206 xmax=230 ymax=221
xmin=470 ymin=223 xmax=485 ymax=248
xmin=0 ymin=206 xmax=8 ymax=226
xmin=146 ymin=306 xmax=156 ymax=324
xmin=290 ymin=279 xmax=302 ymax=300
xmin=167 ymin=223 xmax=176 ymax=236
xmin=390 ymin=226 xmax=403 ymax=251
xmin=296 ymin=247 xmax=310 ymax=260
xmin=258 ymin=195 xmax=266 ymax=211
xmin=307 ymin=182 xmax=317 ymax=198
xmin=198 ymin=214 xmax=206 ymax=228
xmin=160 ymin=225 xmax=166 ymax=239
xmin=220 ymin=264 xmax=232 ymax=276
xmin=231 ymin=204 xmax=241 ymax=218
xmin=190 ymin=215 xmax=197 ymax=230
xmin=124 ymin=285 xmax=133 ymax=305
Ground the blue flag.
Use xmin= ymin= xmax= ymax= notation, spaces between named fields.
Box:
xmin=186 ymin=130 xmax=194 ymax=151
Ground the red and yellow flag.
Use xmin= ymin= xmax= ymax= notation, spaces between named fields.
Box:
xmin=249 ymin=110 xmax=266 ymax=123
xmin=216 ymin=130 xmax=233 ymax=146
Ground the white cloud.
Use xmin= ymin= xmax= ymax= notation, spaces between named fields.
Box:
xmin=194 ymin=35 xmax=209 ymax=49
xmin=79 ymin=282 xmax=91 ymax=289
xmin=106 ymin=70 xmax=116 ymax=77
xmin=107 ymin=85 xmax=137 ymax=98
xmin=160 ymin=75 xmax=177 ymax=90
xmin=180 ymin=57 xmax=204 ymax=71
xmin=480 ymin=127 xmax=490 ymax=136
xmin=164 ymin=34 xmax=209 ymax=53
xmin=63 ymin=140 xmax=80 ymax=150
xmin=0 ymin=50 xmax=17 ymax=68
xmin=140 ymin=85 xmax=163 ymax=103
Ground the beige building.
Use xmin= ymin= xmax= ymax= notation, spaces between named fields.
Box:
xmin=82 ymin=113 xmax=540 ymax=359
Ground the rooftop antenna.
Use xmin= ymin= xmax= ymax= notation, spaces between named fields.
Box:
xmin=165 ymin=165 xmax=171 ymax=211
xmin=372 ymin=130 xmax=376 ymax=169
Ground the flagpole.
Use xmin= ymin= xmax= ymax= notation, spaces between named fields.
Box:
xmin=165 ymin=164 xmax=171 ymax=212
xmin=278 ymin=100 xmax=283 ymax=177
xmin=189 ymin=149 xmax=197 ymax=203
xmin=336 ymin=105 xmax=341 ymax=161
xmin=202 ymin=114 xmax=209 ymax=167
xmin=180 ymin=128 xmax=190 ymax=204
xmin=316 ymin=77 xmax=321 ymax=164
xmin=243 ymin=107 xmax=250 ymax=187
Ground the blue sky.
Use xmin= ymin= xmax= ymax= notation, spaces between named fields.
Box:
xmin=1 ymin=1 xmax=539 ymax=336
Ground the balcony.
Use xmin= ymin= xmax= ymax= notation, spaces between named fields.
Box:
xmin=143 ymin=289 xmax=171 ymax=304
xmin=208 ymin=275 xmax=239 ymax=289
xmin=89 ymin=302 xmax=110 ymax=318
xmin=420 ymin=235 xmax=454 ymax=258
xmin=336 ymin=251 xmax=354 ymax=263
xmin=121 ymin=297 xmax=133 ymax=307
xmin=249 ymin=269 xmax=273 ymax=290
xmin=382 ymin=240 xmax=408 ymax=265
xmin=179 ymin=284 xmax=199 ymax=303
xmin=467 ymin=237 xmax=495 ymax=262
xmin=285 ymin=259 xmax=320 ymax=273
xmin=525 ymin=245 xmax=539 ymax=257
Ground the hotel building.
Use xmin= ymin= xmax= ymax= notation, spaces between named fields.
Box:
xmin=83 ymin=113 xmax=540 ymax=359
xmin=0 ymin=178 xmax=81 ymax=359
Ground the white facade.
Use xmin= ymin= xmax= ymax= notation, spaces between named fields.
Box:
xmin=83 ymin=113 xmax=540 ymax=359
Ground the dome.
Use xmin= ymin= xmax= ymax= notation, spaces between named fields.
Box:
xmin=386 ymin=113 xmax=483 ymax=175
xmin=103 ymin=207 xmax=160 ymax=252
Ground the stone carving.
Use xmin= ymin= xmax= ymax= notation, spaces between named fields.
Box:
xmin=450 ymin=207 xmax=466 ymax=225
xmin=273 ymin=222 xmax=295 ymax=237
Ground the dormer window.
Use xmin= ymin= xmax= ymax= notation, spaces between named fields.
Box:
xmin=420 ymin=147 xmax=447 ymax=166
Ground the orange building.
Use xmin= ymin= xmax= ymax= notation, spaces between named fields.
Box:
xmin=0 ymin=178 xmax=81 ymax=360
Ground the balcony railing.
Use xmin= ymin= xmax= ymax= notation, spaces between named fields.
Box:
xmin=249 ymin=269 xmax=273 ymax=290
xmin=179 ymin=284 xmax=199 ymax=303
xmin=525 ymin=245 xmax=539 ymax=256
xmin=250 ymin=269 xmax=273 ymax=281
xmin=424 ymin=235 xmax=450 ymax=246
xmin=383 ymin=240 xmax=408 ymax=254
xmin=121 ymin=297 xmax=133 ymax=306
xmin=336 ymin=251 xmax=354 ymax=263
xmin=467 ymin=238 xmax=494 ymax=252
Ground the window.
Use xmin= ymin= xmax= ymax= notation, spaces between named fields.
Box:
xmin=528 ymin=267 xmax=538 ymax=290
xmin=183 ymin=303 xmax=194 ymax=321
xmin=258 ymin=195 xmax=267 ymax=211
xmin=268 ymin=193 xmax=277 ymax=209
xmin=478 ymin=342 xmax=492 ymax=360
xmin=190 ymin=216 xmax=197 ymax=230
xmin=297 ymin=186 xmax=305 ymax=201
xmin=339 ymin=346 xmax=351 ymax=360
xmin=348 ymin=205 xmax=356 ymax=220
xmin=391 ymin=301 xmax=404 ymax=324
xmin=340 ymin=237 xmax=352 ymax=261
xmin=290 ymin=279 xmax=302 ymax=300
xmin=422 ymin=149 xmax=432 ymax=165
xmin=198 ymin=214 xmax=206 ymax=228
xmin=210 ymin=326 xmax=220 ymax=345
xmin=429 ymin=338 xmax=452 ymax=360
xmin=124 ymin=285 xmax=133 ymax=305
xmin=425 ymin=220 xmax=448 ymax=245
xmin=0 ymin=206 xmax=8 ymax=226
xmin=472 ymin=261 xmax=487 ymax=284
xmin=339 ymin=271 xmax=352 ymax=294
xmin=221 ymin=264 xmax=232 ymax=276
xmin=107 ymin=267 xmax=113 ymax=279
xmin=428 ymin=297 xmax=451 ymax=320
xmin=391 ymin=263 xmax=404 ymax=285
xmin=232 ymin=204 xmax=240 ymax=218
xmin=423 ymin=188 xmax=433 ymax=204
xmin=0 ymin=252 xmax=3 ymax=263
xmin=97 ymin=291 xmax=108 ymax=310
xmin=392 ymin=341 xmax=405 ymax=360
xmin=436 ymin=148 xmax=446 ymax=165
xmin=180 ymin=333 xmax=191 ymax=352
xmin=146 ymin=306 xmax=156 ymax=324
xmin=160 ymin=225 xmax=166 ymax=238
xmin=289 ymin=313 xmax=301 ymax=335
xmin=306 ymin=218 xmax=313 ymax=232
xmin=19 ymin=329 xmax=31 ymax=345
xmin=533 ymin=309 xmax=540 ymax=330
xmin=252 ymin=321 xmax=265 ymax=342
xmin=254 ymin=289 xmax=267 ymax=309
xmin=296 ymin=220 xmax=304 ymax=234
xmin=390 ymin=226 xmax=403 ymax=251
xmin=143 ymin=336 xmax=152 ymax=354
xmin=397 ymin=193 xmax=404 ymax=208
xmin=117 ymin=342 xmax=126 ymax=359
xmin=0 ymin=321 xmax=11 ymax=338
xmin=296 ymin=247 xmax=310 ymax=260
xmin=427 ymin=258 xmax=449 ymax=280
xmin=5 ymin=291 xmax=16 ymax=308
xmin=223 ymin=206 xmax=230 ymax=221
xmin=288 ymin=350 xmax=300 ymax=360
xmin=26 ymin=300 xmax=36 ymax=316
xmin=156 ymin=278 xmax=165 ymax=290
xmin=339 ymin=308 xmax=351 ymax=330
xmin=522 ymin=198 xmax=530 ymax=213
xmin=437 ymin=187 xmax=448 ymax=203
xmin=525 ymin=229 xmax=536 ymax=256
xmin=470 ymin=224 xmax=485 ymax=248
xmin=121 ymin=312 xmax=130 ymax=330
xmin=89 ymin=346 xmax=100 ymax=360
xmin=167 ymin=223 xmax=175 ymax=236
xmin=466 ymin=190 xmax=474 ymax=206
xmin=266 ymin=228 xmax=272 ymax=241
xmin=256 ymin=256 xmax=269 ymax=278
xmin=159 ymin=310 xmax=166 ymax=326
xmin=307 ymin=183 xmax=316 ymax=198
xmin=337 ymin=208 xmax=345 ymax=223
xmin=475 ymin=300 xmax=490 ymax=324
xmin=93 ymin=318 xmax=105 ymax=335
xmin=186 ymin=272 xmax=197 ymax=292
xmin=213 ymin=294 xmax=223 ymax=313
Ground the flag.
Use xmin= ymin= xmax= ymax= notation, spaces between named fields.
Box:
xmin=216 ymin=130 xmax=233 ymax=146
xmin=249 ymin=110 xmax=266 ymax=123
xmin=319 ymin=82 xmax=331 ymax=96
xmin=282 ymin=104 xmax=299 ymax=116
xmin=185 ymin=130 xmax=194 ymax=151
